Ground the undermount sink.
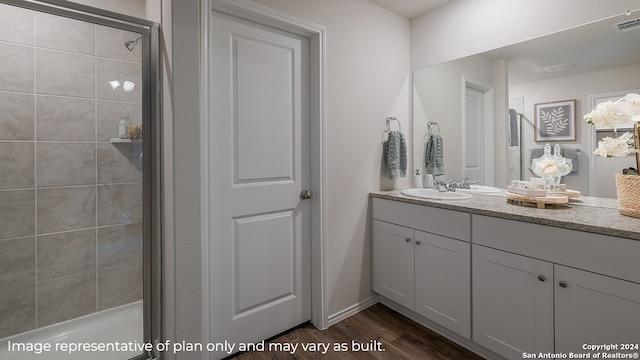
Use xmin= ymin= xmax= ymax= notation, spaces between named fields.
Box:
xmin=401 ymin=188 xmax=472 ymax=200
xmin=456 ymin=185 xmax=503 ymax=194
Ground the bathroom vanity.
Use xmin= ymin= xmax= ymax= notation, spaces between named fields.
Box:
xmin=370 ymin=191 xmax=640 ymax=359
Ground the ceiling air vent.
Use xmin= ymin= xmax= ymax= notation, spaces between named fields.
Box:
xmin=614 ymin=18 xmax=640 ymax=33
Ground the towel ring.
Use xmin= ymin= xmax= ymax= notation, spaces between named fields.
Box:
xmin=427 ymin=121 xmax=440 ymax=134
xmin=386 ymin=116 xmax=401 ymax=132
xmin=382 ymin=116 xmax=401 ymax=142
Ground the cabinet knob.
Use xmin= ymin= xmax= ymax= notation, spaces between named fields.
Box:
xmin=559 ymin=280 xmax=568 ymax=288
xmin=415 ymin=240 xmax=421 ymax=245
xmin=405 ymin=237 xmax=411 ymax=242
xmin=537 ymin=275 xmax=546 ymax=282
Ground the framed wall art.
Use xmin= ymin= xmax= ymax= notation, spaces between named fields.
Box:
xmin=534 ymin=99 xmax=576 ymax=141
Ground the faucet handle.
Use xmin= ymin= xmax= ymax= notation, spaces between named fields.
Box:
xmin=433 ymin=180 xmax=448 ymax=192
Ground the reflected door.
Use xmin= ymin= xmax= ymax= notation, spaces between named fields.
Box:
xmin=465 ymin=86 xmax=485 ymax=181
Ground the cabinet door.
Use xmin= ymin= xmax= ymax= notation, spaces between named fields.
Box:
xmin=414 ymin=231 xmax=470 ymax=338
xmin=372 ymin=220 xmax=415 ymax=309
xmin=473 ymin=245 xmax=553 ymax=359
xmin=555 ymin=265 xmax=640 ymax=353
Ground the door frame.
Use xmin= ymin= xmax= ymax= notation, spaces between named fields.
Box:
xmin=201 ymin=0 xmax=328 ymax=338
xmin=461 ymin=76 xmax=494 ymax=185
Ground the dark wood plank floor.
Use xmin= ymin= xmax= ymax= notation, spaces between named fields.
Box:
xmin=229 ymin=303 xmax=485 ymax=359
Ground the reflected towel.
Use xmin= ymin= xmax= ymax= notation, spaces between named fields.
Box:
xmin=383 ymin=131 xmax=407 ymax=179
xmin=424 ymin=134 xmax=445 ymax=176
xmin=508 ymin=109 xmax=519 ymax=147
xmin=562 ymin=148 xmax=579 ymax=173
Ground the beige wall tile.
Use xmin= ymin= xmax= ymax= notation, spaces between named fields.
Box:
xmin=0 ymin=284 xmax=35 ymax=338
xmin=0 ymin=43 xmax=34 ymax=93
xmin=98 ymin=223 xmax=142 ymax=269
xmin=96 ymin=25 xmax=142 ymax=63
xmin=97 ymin=58 xmax=141 ymax=102
xmin=0 ymin=190 xmax=35 ymax=240
xmin=0 ymin=4 xmax=34 ymax=46
xmin=0 ymin=237 xmax=35 ymax=290
xmin=37 ymin=143 xmax=96 ymax=187
xmin=36 ymin=96 xmax=96 ymax=141
xmin=97 ymin=100 xmax=142 ymax=142
xmin=38 ymin=229 xmax=96 ymax=281
xmin=37 ymin=273 xmax=96 ymax=327
xmin=36 ymin=12 xmax=95 ymax=55
xmin=37 ymin=186 xmax=96 ymax=234
xmin=0 ymin=142 xmax=34 ymax=190
xmin=36 ymin=49 xmax=95 ymax=98
xmin=97 ymin=143 xmax=142 ymax=183
xmin=98 ymin=262 xmax=142 ymax=310
xmin=97 ymin=183 xmax=142 ymax=226
xmin=0 ymin=93 xmax=35 ymax=140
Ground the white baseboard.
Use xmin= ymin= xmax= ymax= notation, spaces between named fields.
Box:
xmin=327 ymin=295 xmax=379 ymax=327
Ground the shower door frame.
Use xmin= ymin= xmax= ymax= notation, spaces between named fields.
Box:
xmin=0 ymin=1 xmax=162 ymax=359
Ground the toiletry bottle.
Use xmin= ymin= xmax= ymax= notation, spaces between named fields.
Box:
xmin=413 ymin=169 xmax=423 ymax=188
xmin=119 ymin=116 xmax=130 ymax=139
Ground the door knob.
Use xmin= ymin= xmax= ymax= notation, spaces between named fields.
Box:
xmin=538 ymin=275 xmax=546 ymax=282
xmin=300 ymin=190 xmax=312 ymax=200
xmin=559 ymin=281 xmax=568 ymax=288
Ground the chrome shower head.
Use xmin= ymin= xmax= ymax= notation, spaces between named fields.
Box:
xmin=124 ymin=36 xmax=142 ymax=51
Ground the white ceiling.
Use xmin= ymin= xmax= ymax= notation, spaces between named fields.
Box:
xmin=370 ymin=1 xmax=640 ymax=85
xmin=368 ymin=0 xmax=451 ymax=19
xmin=483 ymin=13 xmax=640 ymax=84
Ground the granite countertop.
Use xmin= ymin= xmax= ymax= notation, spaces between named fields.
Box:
xmin=370 ymin=189 xmax=640 ymax=241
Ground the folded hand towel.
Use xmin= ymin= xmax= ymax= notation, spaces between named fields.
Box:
xmin=424 ymin=134 xmax=445 ymax=176
xmin=383 ymin=131 xmax=407 ymax=179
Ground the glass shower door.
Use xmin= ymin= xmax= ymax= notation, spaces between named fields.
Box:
xmin=0 ymin=1 xmax=159 ymax=359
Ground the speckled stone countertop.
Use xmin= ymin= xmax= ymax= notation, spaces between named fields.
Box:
xmin=370 ymin=189 xmax=640 ymax=241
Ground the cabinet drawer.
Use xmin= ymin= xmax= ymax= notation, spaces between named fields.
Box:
xmin=372 ymin=198 xmax=470 ymax=241
xmin=472 ymin=214 xmax=640 ymax=283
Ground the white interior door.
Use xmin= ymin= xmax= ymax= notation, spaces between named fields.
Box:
xmin=209 ymin=11 xmax=311 ymax=357
xmin=465 ymin=86 xmax=485 ymax=182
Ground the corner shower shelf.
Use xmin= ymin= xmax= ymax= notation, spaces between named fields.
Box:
xmin=110 ymin=138 xmax=142 ymax=144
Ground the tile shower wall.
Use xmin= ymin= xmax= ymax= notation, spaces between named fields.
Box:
xmin=0 ymin=4 xmax=143 ymax=338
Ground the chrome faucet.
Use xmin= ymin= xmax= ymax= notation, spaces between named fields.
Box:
xmin=434 ymin=180 xmax=456 ymax=192
xmin=434 ymin=178 xmax=477 ymax=192
xmin=456 ymin=177 xmax=477 ymax=189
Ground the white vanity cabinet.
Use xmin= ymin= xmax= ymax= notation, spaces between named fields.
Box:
xmin=473 ymin=215 xmax=640 ymax=358
xmin=372 ymin=198 xmax=471 ymax=338
xmin=554 ymin=265 xmax=640 ymax=353
xmin=472 ymin=245 xmax=554 ymax=358
xmin=372 ymin=220 xmax=415 ymax=309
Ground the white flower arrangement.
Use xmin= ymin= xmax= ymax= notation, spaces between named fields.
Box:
xmin=584 ymin=93 xmax=640 ymax=173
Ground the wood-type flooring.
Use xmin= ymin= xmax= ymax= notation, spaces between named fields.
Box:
xmin=229 ymin=303 xmax=485 ymax=359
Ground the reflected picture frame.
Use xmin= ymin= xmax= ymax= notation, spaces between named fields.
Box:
xmin=534 ymin=99 xmax=576 ymax=142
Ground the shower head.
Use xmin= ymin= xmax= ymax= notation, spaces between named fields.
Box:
xmin=124 ymin=36 xmax=142 ymax=51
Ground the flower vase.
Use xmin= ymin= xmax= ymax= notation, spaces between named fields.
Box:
xmin=615 ymin=172 xmax=640 ymax=218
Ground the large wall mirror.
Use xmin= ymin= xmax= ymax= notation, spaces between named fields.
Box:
xmin=413 ymin=10 xmax=640 ymax=197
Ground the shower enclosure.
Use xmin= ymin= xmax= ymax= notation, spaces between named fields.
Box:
xmin=0 ymin=1 xmax=160 ymax=359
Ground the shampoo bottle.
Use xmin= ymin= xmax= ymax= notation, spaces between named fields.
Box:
xmin=119 ymin=116 xmax=130 ymax=139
